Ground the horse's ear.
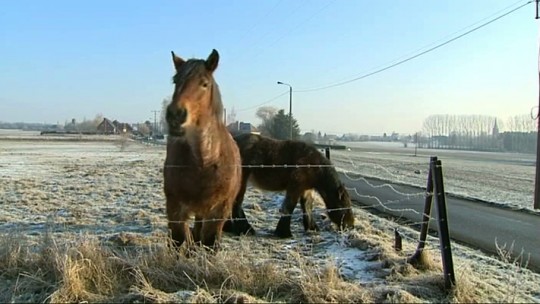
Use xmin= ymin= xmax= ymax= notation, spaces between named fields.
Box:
xmin=205 ymin=49 xmax=219 ymax=72
xmin=171 ymin=51 xmax=185 ymax=71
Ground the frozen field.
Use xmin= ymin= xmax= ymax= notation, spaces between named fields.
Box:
xmin=333 ymin=141 xmax=536 ymax=211
xmin=0 ymin=135 xmax=539 ymax=302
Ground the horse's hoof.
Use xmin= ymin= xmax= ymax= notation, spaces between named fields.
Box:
xmin=168 ymin=239 xmax=184 ymax=251
xmin=237 ymin=224 xmax=256 ymax=236
xmin=222 ymin=220 xmax=236 ymax=234
xmin=307 ymin=224 xmax=320 ymax=232
xmin=243 ymin=227 xmax=256 ymax=236
xmin=237 ymin=223 xmax=256 ymax=236
xmin=223 ymin=220 xmax=255 ymax=236
xmin=274 ymin=229 xmax=293 ymax=239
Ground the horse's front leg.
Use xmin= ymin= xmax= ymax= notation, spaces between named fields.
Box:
xmin=200 ymin=202 xmax=232 ymax=250
xmin=192 ymin=216 xmax=203 ymax=244
xmin=166 ymin=198 xmax=193 ymax=249
xmin=275 ymin=188 xmax=302 ymax=238
xmin=300 ymin=192 xmax=319 ymax=232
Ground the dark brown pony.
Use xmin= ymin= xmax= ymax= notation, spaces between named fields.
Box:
xmin=223 ymin=133 xmax=354 ymax=238
xmin=163 ymin=49 xmax=241 ymax=249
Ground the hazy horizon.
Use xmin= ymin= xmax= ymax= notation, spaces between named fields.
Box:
xmin=1 ymin=0 xmax=538 ymax=135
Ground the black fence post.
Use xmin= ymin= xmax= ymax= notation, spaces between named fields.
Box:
xmin=432 ymin=159 xmax=456 ymax=289
xmin=394 ymin=228 xmax=402 ymax=251
xmin=325 ymin=147 xmax=330 ymax=160
xmin=408 ymin=156 xmax=436 ymax=265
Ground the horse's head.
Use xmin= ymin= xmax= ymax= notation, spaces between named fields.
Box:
xmin=323 ymin=184 xmax=355 ymax=230
xmin=167 ymin=49 xmax=222 ymax=136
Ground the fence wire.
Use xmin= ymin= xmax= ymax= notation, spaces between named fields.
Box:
xmin=1 ymin=146 xmax=447 ymax=258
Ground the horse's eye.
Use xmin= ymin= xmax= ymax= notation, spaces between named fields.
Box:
xmin=202 ymin=81 xmax=209 ymax=88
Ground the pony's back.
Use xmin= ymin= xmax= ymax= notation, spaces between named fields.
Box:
xmin=234 ymin=133 xmax=330 ymax=191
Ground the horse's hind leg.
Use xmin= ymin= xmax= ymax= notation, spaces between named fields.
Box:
xmin=223 ymin=171 xmax=255 ymax=236
xmin=300 ymin=194 xmax=319 ymax=232
xmin=275 ymin=188 xmax=302 ymax=238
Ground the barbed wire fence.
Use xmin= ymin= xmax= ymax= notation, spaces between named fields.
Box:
xmin=340 ymin=153 xmax=454 ymax=288
xmin=0 ymin=142 xmax=456 ymax=288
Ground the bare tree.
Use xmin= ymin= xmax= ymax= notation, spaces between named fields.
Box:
xmin=138 ymin=123 xmax=151 ymax=136
xmin=160 ymin=97 xmax=171 ymax=134
xmin=506 ymin=115 xmax=536 ymax=132
xmin=256 ymin=106 xmax=278 ymax=136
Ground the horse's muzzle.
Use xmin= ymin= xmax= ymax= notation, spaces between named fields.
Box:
xmin=166 ymin=106 xmax=187 ymax=136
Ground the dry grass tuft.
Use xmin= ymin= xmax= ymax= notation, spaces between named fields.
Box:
xmin=296 ymin=262 xmax=373 ymax=303
xmin=408 ymin=249 xmax=441 ymax=271
xmin=47 ymin=237 xmax=133 ymax=303
xmin=449 ymin=265 xmax=482 ymax=304
xmin=2 ymin=232 xmax=377 ymax=302
xmin=378 ymin=288 xmax=422 ymax=303
xmin=0 ymin=232 xmax=29 ymax=274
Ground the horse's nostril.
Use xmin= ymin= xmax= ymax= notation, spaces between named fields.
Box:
xmin=177 ymin=108 xmax=187 ymax=124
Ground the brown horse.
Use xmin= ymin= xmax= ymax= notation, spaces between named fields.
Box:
xmin=163 ymin=49 xmax=241 ymax=250
xmin=223 ymin=133 xmax=354 ymax=238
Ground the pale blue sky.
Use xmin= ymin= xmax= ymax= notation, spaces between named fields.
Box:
xmin=1 ymin=0 xmax=538 ymax=135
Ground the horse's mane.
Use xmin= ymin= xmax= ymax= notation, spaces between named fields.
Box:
xmin=305 ymin=145 xmax=341 ymax=188
xmin=172 ymin=59 xmax=224 ymax=123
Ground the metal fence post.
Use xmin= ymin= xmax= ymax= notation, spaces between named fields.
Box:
xmin=325 ymin=147 xmax=330 ymax=160
xmin=408 ymin=156 xmax=436 ymax=265
xmin=432 ymin=159 xmax=456 ymax=289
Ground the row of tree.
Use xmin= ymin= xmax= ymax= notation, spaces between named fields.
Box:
xmin=420 ymin=114 xmax=537 ymax=153
xmin=422 ymin=114 xmax=536 ymax=136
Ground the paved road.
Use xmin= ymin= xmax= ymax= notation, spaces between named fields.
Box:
xmin=340 ymin=173 xmax=540 ymax=271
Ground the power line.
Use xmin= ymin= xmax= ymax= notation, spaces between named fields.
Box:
xmin=309 ymin=0 xmax=531 ymax=88
xmin=248 ymin=0 xmax=336 ymax=62
xmin=229 ymin=0 xmax=308 ymax=64
xmin=237 ymin=90 xmax=289 ymax=112
xmin=295 ymin=0 xmax=533 ymax=93
xmin=232 ymin=0 xmax=285 ymax=48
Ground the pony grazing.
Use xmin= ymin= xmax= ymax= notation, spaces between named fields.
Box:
xmin=163 ymin=49 xmax=241 ymax=250
xmin=224 ymin=133 xmax=354 ymax=238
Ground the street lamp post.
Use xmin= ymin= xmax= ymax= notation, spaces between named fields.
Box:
xmin=277 ymin=81 xmax=293 ymax=140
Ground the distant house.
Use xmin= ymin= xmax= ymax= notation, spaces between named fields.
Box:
xmin=227 ymin=121 xmax=259 ymax=135
xmin=319 ymin=134 xmax=338 ymax=145
xmin=97 ymin=118 xmax=117 ymax=134
xmin=97 ymin=118 xmax=133 ymax=134
xmin=112 ymin=120 xmax=134 ymax=134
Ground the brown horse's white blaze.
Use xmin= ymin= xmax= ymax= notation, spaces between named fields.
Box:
xmin=164 ymin=49 xmax=241 ymax=250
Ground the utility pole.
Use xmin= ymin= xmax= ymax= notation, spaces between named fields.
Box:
xmin=151 ymin=110 xmax=159 ymax=136
xmin=277 ymin=81 xmax=293 ymax=140
xmin=534 ymin=0 xmax=540 ymax=209
xmin=289 ymin=86 xmax=293 ymax=140
xmin=414 ymin=132 xmax=418 ymax=157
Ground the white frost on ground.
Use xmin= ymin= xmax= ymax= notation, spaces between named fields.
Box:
xmin=331 ymin=141 xmax=536 ymax=211
xmin=243 ymin=192 xmax=381 ymax=284
xmin=1 ymin=136 xmax=540 ymax=302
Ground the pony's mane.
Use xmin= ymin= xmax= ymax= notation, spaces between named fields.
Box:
xmin=172 ymin=59 xmax=224 ymax=122
xmin=312 ymin=147 xmax=341 ymax=188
